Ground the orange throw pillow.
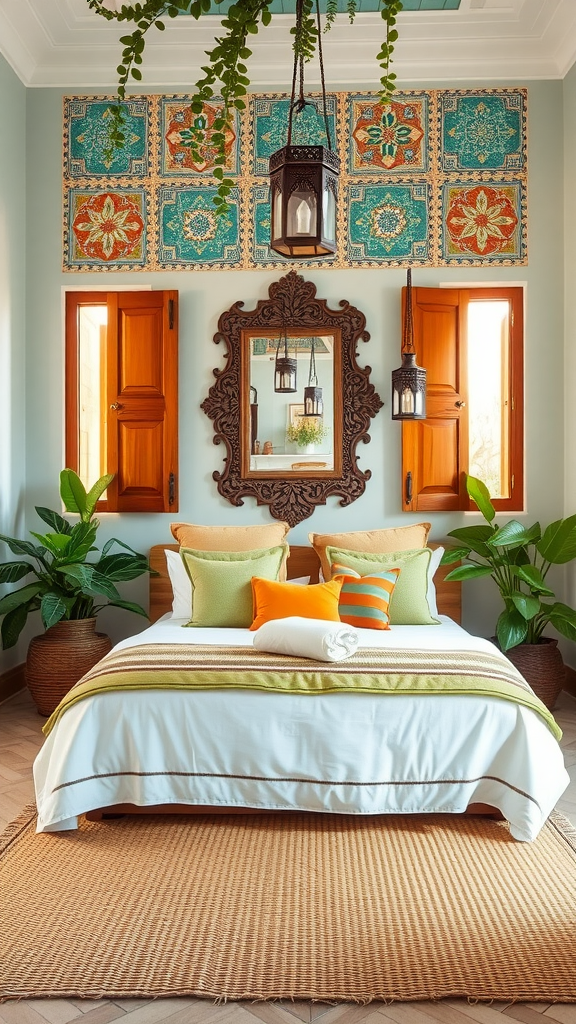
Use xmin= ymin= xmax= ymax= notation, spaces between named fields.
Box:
xmin=250 ymin=577 xmax=343 ymax=631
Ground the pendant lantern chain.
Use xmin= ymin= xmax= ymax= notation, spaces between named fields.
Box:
xmin=308 ymin=338 xmax=318 ymax=386
xmin=287 ymin=0 xmax=333 ymax=152
xmin=403 ymin=268 xmax=414 ymax=354
xmin=315 ymin=0 xmax=334 ymax=151
xmin=279 ymin=323 xmax=289 ymax=361
xmin=268 ymin=0 xmax=340 ymax=258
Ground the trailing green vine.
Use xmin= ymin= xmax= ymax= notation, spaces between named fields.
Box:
xmin=378 ymin=0 xmax=403 ymax=101
xmin=87 ymin=0 xmax=404 ymax=214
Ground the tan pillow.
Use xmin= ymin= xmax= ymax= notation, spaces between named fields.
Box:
xmin=309 ymin=523 xmax=431 ymax=584
xmin=171 ymin=521 xmax=290 ymax=579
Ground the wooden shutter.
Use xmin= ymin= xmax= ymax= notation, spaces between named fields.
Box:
xmin=105 ymin=291 xmax=178 ymax=513
xmin=402 ymin=288 xmax=469 ymax=512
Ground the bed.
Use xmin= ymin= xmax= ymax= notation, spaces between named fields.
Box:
xmin=33 ymin=543 xmax=569 ymax=841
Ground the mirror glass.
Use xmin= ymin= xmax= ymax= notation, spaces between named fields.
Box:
xmin=245 ymin=332 xmax=335 ymax=474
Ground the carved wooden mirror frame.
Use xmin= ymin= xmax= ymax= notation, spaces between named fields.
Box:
xmin=201 ymin=272 xmax=384 ymax=526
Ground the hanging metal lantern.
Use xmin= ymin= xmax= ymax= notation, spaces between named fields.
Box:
xmin=269 ymin=0 xmax=339 ymax=259
xmin=392 ymin=269 xmax=427 ymax=421
xmin=274 ymin=330 xmax=297 ymax=393
xmin=303 ymin=337 xmax=323 ymax=416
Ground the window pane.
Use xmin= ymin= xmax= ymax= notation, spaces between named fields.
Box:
xmin=78 ymin=305 xmax=107 ymax=491
xmin=468 ymin=300 xmax=510 ymax=499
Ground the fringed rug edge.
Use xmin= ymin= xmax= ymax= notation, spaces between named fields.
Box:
xmin=0 ymin=803 xmax=37 ymax=858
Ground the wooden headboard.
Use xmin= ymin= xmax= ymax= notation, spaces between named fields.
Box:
xmin=149 ymin=543 xmax=461 ymax=624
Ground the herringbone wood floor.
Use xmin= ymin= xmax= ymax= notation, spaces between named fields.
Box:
xmin=1 ymin=687 xmax=576 ymax=1024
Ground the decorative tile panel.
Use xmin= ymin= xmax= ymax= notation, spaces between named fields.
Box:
xmin=441 ymin=179 xmax=526 ymax=263
xmin=159 ymin=98 xmax=240 ymax=176
xmin=62 ymin=88 xmax=528 ymax=271
xmin=346 ymin=182 xmax=431 ymax=264
xmin=65 ymin=98 xmax=150 ymax=178
xmin=348 ymin=93 xmax=430 ymax=174
xmin=158 ymin=185 xmax=242 ymax=267
xmin=64 ymin=187 xmax=149 ymax=268
xmin=439 ymin=90 xmax=526 ymax=171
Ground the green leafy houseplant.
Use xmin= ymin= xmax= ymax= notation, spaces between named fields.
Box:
xmin=87 ymin=0 xmax=403 ymax=213
xmin=0 ymin=469 xmax=152 ymax=650
xmin=286 ymin=418 xmax=327 ymax=448
xmin=441 ymin=475 xmax=576 ymax=652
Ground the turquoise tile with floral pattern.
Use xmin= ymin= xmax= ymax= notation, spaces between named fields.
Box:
xmin=160 ymin=97 xmax=240 ymax=176
xmin=347 ymin=93 xmax=430 ymax=174
xmin=250 ymin=185 xmax=338 ymax=266
xmin=250 ymin=94 xmax=338 ymax=176
xmin=440 ymin=90 xmax=526 ymax=171
xmin=158 ymin=186 xmax=242 ymax=267
xmin=441 ymin=179 xmax=526 ymax=262
xmin=65 ymin=98 xmax=150 ymax=177
xmin=346 ymin=182 xmax=430 ymax=263
xmin=65 ymin=187 xmax=148 ymax=267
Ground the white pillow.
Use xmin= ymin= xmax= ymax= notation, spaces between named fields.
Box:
xmin=165 ymin=548 xmax=193 ymax=618
xmin=289 ymin=575 xmax=310 ymax=585
xmin=427 ymin=546 xmax=444 ymax=619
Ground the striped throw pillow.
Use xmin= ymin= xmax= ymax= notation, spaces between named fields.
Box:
xmin=332 ymin=563 xmax=400 ymax=630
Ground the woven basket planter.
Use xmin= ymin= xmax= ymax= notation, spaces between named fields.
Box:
xmin=498 ymin=637 xmax=566 ymax=711
xmin=26 ymin=618 xmax=112 ymax=717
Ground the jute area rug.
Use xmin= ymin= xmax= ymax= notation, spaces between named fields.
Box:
xmin=2 ymin=807 xmax=576 ymax=1005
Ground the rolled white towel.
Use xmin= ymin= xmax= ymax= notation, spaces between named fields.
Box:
xmin=253 ymin=616 xmax=360 ymax=663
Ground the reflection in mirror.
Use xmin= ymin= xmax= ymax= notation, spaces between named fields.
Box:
xmin=247 ymin=334 xmax=335 ymax=474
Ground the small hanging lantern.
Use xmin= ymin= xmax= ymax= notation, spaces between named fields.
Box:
xmin=392 ymin=269 xmax=427 ymax=420
xmin=303 ymin=337 xmax=323 ymax=417
xmin=269 ymin=0 xmax=339 ymax=259
xmin=274 ymin=328 xmax=297 ymax=393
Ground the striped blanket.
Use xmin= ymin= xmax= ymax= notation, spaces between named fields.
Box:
xmin=42 ymin=643 xmax=562 ymax=741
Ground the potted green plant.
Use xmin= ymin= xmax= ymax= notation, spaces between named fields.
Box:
xmin=286 ymin=419 xmax=327 ymax=454
xmin=0 ymin=469 xmax=152 ymax=715
xmin=441 ymin=474 xmax=576 ymax=709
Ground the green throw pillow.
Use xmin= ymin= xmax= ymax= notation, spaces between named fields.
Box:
xmin=325 ymin=546 xmax=439 ymax=625
xmin=181 ymin=544 xmax=289 ymax=628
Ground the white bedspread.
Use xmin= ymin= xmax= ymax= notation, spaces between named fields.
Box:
xmin=33 ymin=616 xmax=569 ymax=841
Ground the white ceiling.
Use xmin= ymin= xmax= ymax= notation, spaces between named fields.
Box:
xmin=0 ymin=0 xmax=575 ymax=90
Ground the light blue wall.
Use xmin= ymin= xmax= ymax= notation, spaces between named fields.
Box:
xmin=563 ymin=62 xmax=576 ymax=656
xmin=0 ymin=53 xmax=27 ymax=672
xmin=564 ymin=61 xmax=576 ymax=515
xmin=21 ymin=81 xmax=567 ymax=648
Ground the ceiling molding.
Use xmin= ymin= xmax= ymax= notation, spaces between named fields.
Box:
xmin=0 ymin=0 xmax=575 ymax=88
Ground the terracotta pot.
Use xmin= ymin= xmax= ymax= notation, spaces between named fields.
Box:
xmin=493 ymin=636 xmax=566 ymax=711
xmin=26 ymin=618 xmax=112 ymax=716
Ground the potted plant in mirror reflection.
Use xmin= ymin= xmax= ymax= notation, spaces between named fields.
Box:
xmin=0 ymin=469 xmax=153 ymax=715
xmin=286 ymin=418 xmax=328 ymax=455
xmin=441 ymin=474 xmax=576 ymax=709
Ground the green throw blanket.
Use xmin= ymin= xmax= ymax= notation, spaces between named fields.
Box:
xmin=42 ymin=643 xmax=562 ymax=741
